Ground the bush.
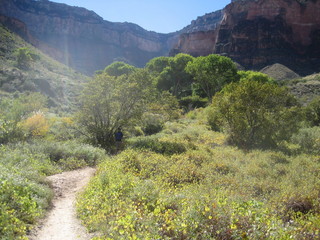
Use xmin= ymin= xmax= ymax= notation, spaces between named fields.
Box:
xmin=179 ymin=95 xmax=208 ymax=111
xmin=305 ymin=96 xmax=320 ymax=127
xmin=291 ymin=127 xmax=320 ymax=154
xmin=0 ymin=145 xmax=53 ymax=239
xmin=209 ymin=80 xmax=302 ymax=149
xmin=128 ymin=136 xmax=187 ymax=155
xmin=20 ymin=111 xmax=49 ymax=137
xmin=29 ymin=140 xmax=105 ymax=167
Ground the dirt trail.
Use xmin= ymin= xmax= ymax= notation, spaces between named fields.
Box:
xmin=29 ymin=167 xmax=96 ymax=240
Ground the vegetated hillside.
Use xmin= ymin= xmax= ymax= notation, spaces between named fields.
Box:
xmin=286 ymin=73 xmax=320 ymax=104
xmin=0 ymin=23 xmax=89 ymax=111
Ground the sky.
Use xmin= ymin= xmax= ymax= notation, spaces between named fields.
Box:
xmin=51 ymin=0 xmax=231 ymax=33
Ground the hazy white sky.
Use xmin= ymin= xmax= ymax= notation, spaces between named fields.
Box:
xmin=51 ymin=0 xmax=231 ymax=33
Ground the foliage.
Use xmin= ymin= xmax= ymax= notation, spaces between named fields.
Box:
xmin=145 ymin=56 xmax=171 ymax=75
xmin=20 ymin=111 xmax=49 ymax=137
xmin=209 ymin=79 xmax=302 ymax=149
xmin=103 ymin=61 xmax=137 ymax=77
xmin=77 ymin=118 xmax=320 ymax=239
xmin=14 ymin=47 xmax=39 ymax=69
xmin=0 ymin=93 xmax=47 ymax=144
xmin=291 ymin=126 xmax=320 ymax=154
xmin=179 ymin=95 xmax=208 ymax=111
xmin=146 ymin=54 xmax=195 ymax=98
xmin=304 ymin=96 xmax=320 ymax=126
xmin=140 ymin=91 xmax=182 ymax=135
xmin=0 ymin=145 xmax=54 ymax=239
xmin=186 ymin=54 xmax=239 ymax=100
xmin=238 ymin=70 xmax=276 ymax=84
xmin=127 ymin=137 xmax=188 ymax=156
xmin=28 ymin=140 xmax=106 ymax=169
xmin=77 ymin=69 xmax=155 ymax=149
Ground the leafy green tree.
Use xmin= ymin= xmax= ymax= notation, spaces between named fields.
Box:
xmin=238 ymin=70 xmax=275 ymax=84
xmin=145 ymin=56 xmax=171 ymax=75
xmin=146 ymin=54 xmax=194 ymax=98
xmin=77 ymin=69 xmax=155 ymax=149
xmin=103 ymin=61 xmax=137 ymax=77
xmin=186 ymin=54 xmax=239 ymax=100
xmin=208 ymin=80 xmax=302 ymax=149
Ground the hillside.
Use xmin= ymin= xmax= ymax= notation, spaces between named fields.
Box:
xmin=287 ymin=73 xmax=320 ymax=103
xmin=0 ymin=23 xmax=88 ymax=111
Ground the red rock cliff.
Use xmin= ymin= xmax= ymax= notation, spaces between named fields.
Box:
xmin=173 ymin=0 xmax=320 ymax=75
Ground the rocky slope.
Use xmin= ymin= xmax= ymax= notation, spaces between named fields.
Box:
xmin=0 ymin=0 xmax=179 ymax=75
xmin=173 ymin=0 xmax=320 ymax=75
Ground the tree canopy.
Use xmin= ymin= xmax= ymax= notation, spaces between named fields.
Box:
xmin=103 ymin=61 xmax=137 ymax=77
xmin=146 ymin=54 xmax=194 ymax=98
xmin=77 ymin=69 xmax=155 ymax=149
xmin=186 ymin=54 xmax=239 ymax=100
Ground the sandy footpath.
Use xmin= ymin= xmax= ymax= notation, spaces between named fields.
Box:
xmin=28 ymin=167 xmax=96 ymax=240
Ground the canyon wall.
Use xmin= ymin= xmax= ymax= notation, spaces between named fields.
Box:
xmin=173 ymin=0 xmax=320 ymax=75
xmin=0 ymin=0 xmax=179 ymax=74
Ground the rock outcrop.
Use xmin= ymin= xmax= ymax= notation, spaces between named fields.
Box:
xmin=0 ymin=0 xmax=179 ymax=75
xmin=173 ymin=0 xmax=320 ymax=75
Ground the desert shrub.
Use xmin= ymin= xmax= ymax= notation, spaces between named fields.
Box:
xmin=29 ymin=140 xmax=105 ymax=167
xmin=127 ymin=136 xmax=187 ymax=155
xmin=0 ymin=92 xmax=47 ymax=144
xmin=209 ymin=79 xmax=302 ymax=149
xmin=291 ymin=127 xmax=320 ymax=154
xmin=20 ymin=111 xmax=49 ymax=137
xmin=0 ymin=145 xmax=54 ymax=239
xmin=47 ymin=116 xmax=77 ymax=141
xmin=304 ymin=96 xmax=320 ymax=126
xmin=141 ymin=113 xmax=164 ymax=135
xmin=179 ymin=95 xmax=208 ymax=111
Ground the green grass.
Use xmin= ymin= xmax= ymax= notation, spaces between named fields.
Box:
xmin=77 ymin=118 xmax=320 ymax=239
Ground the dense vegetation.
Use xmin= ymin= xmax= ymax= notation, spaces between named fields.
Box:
xmin=77 ymin=117 xmax=320 ymax=239
xmin=1 ymin=22 xmax=320 ymax=239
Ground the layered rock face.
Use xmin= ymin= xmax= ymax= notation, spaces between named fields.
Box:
xmin=173 ymin=0 xmax=320 ymax=75
xmin=0 ymin=0 xmax=179 ymax=74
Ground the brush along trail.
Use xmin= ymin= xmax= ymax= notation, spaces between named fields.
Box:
xmin=29 ymin=167 xmax=96 ymax=240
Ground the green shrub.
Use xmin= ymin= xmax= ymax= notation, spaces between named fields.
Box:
xmin=179 ymin=95 xmax=208 ymax=111
xmin=128 ymin=136 xmax=187 ymax=155
xmin=291 ymin=127 xmax=320 ymax=154
xmin=0 ymin=145 xmax=53 ymax=239
xmin=29 ymin=140 xmax=105 ymax=167
xmin=209 ymin=80 xmax=302 ymax=149
xmin=304 ymin=96 xmax=320 ymax=126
